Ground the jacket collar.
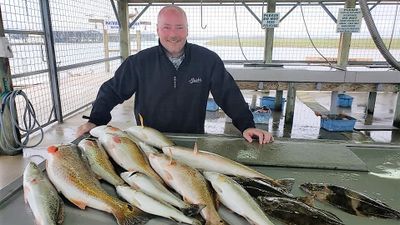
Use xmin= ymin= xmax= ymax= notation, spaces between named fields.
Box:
xmin=157 ymin=39 xmax=190 ymax=58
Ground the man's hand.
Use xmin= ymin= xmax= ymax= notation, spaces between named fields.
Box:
xmin=243 ymin=128 xmax=274 ymax=144
xmin=76 ymin=122 xmax=97 ymax=137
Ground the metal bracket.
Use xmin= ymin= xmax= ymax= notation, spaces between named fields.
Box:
xmin=258 ymin=82 xmax=264 ymax=90
xmin=0 ymin=37 xmax=13 ymax=58
xmin=316 ymin=82 xmax=322 ymax=91
xmin=376 ymin=83 xmax=383 ymax=92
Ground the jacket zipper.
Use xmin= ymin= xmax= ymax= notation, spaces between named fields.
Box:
xmin=173 ymin=76 xmax=177 ymax=88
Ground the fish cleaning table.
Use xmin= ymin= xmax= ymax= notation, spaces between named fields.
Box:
xmin=1 ymin=135 xmax=400 ymax=225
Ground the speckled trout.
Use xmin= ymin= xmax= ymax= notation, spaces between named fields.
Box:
xmin=90 ymin=126 xmax=164 ymax=184
xmin=148 ymin=153 xmax=227 ymax=225
xmin=120 ymin=171 xmax=202 ymax=216
xmin=162 ymin=145 xmax=294 ymax=192
xmin=78 ymin=137 xmax=125 ymax=186
xmin=23 ymin=161 xmax=64 ymax=225
xmin=204 ymin=172 xmax=275 ymax=225
xmin=116 ymin=185 xmax=202 ymax=225
xmin=300 ymin=182 xmax=400 ymax=219
xmin=46 ymin=144 xmax=150 ymax=225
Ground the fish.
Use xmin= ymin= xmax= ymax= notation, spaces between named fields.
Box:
xmin=203 ymin=171 xmax=275 ymax=225
xmin=148 ymin=153 xmax=227 ymax=225
xmin=78 ymin=137 xmax=125 ymax=186
xmin=23 ymin=161 xmax=64 ymax=225
xmin=120 ymin=171 xmax=202 ymax=216
xmin=125 ymin=115 xmax=174 ymax=149
xmin=257 ymin=196 xmax=344 ymax=225
xmin=300 ymin=182 xmax=400 ymax=219
xmin=162 ymin=145 xmax=294 ymax=192
xmin=137 ymin=141 xmax=161 ymax=156
xmin=116 ymin=185 xmax=202 ymax=225
xmin=46 ymin=144 xmax=150 ymax=225
xmin=90 ymin=126 xmax=164 ymax=184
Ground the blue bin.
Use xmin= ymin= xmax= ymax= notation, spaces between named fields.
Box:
xmin=337 ymin=94 xmax=353 ymax=108
xmin=252 ymin=108 xmax=271 ymax=124
xmin=206 ymin=98 xmax=219 ymax=111
xmin=320 ymin=114 xmax=356 ymax=132
xmin=260 ymin=96 xmax=285 ymax=110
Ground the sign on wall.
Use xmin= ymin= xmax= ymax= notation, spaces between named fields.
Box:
xmin=336 ymin=8 xmax=362 ymax=33
xmin=262 ymin=13 xmax=280 ymax=29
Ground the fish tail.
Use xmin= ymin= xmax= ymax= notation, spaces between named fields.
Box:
xmin=112 ymin=204 xmax=152 ymax=225
xmin=276 ymin=178 xmax=295 ymax=192
xmin=181 ymin=203 xmax=206 ymax=216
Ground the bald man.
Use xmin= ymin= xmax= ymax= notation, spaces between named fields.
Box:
xmin=77 ymin=5 xmax=273 ymax=144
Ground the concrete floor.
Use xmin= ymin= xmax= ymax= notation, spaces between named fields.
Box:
xmin=0 ymin=90 xmax=399 ymax=190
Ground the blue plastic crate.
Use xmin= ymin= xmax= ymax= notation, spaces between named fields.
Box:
xmin=260 ymin=96 xmax=285 ymax=110
xmin=206 ymin=98 xmax=219 ymax=111
xmin=252 ymin=108 xmax=271 ymax=124
xmin=337 ymin=94 xmax=353 ymax=108
xmin=320 ymin=114 xmax=356 ymax=132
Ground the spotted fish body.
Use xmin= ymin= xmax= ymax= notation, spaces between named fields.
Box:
xmin=23 ymin=162 xmax=64 ymax=225
xmin=90 ymin=126 xmax=164 ymax=184
xmin=148 ymin=153 xmax=227 ymax=225
xmin=162 ymin=145 xmax=294 ymax=191
xmin=46 ymin=144 xmax=149 ymax=225
xmin=300 ymin=182 xmax=400 ymax=219
xmin=78 ymin=138 xmax=125 ymax=186
xmin=257 ymin=196 xmax=344 ymax=225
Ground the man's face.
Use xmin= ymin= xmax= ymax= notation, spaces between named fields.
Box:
xmin=157 ymin=8 xmax=188 ymax=57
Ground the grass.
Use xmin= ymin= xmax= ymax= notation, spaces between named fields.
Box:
xmin=205 ymin=38 xmax=400 ymax=49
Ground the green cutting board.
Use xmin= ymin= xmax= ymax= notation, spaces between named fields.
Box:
xmin=192 ymin=138 xmax=368 ymax=172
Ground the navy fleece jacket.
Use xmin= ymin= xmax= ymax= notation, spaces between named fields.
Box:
xmin=89 ymin=42 xmax=255 ymax=134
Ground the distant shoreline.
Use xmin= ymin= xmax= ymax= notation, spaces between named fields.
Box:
xmin=205 ymin=38 xmax=400 ymax=49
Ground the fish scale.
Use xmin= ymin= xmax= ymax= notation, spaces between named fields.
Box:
xmin=46 ymin=144 xmax=150 ymax=225
xmin=23 ymin=162 xmax=64 ymax=225
xmin=148 ymin=153 xmax=227 ymax=225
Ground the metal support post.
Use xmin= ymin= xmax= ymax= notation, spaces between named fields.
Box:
xmin=118 ymin=0 xmax=130 ymax=60
xmin=39 ymin=0 xmax=63 ymax=122
xmin=366 ymin=91 xmax=377 ymax=115
xmin=284 ymin=83 xmax=296 ymax=124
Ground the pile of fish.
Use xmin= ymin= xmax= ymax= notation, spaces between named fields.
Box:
xmin=23 ymin=124 xmax=400 ymax=225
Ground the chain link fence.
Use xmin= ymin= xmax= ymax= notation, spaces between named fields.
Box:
xmin=1 ymin=0 xmax=399 ymax=132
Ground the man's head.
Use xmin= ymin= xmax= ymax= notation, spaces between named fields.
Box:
xmin=157 ymin=5 xmax=188 ymax=57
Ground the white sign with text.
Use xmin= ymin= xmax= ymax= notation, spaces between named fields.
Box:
xmin=262 ymin=13 xmax=280 ymax=28
xmin=336 ymin=8 xmax=362 ymax=33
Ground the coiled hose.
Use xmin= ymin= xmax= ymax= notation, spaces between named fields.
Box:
xmin=359 ymin=0 xmax=400 ymax=71
xmin=0 ymin=90 xmax=43 ymax=155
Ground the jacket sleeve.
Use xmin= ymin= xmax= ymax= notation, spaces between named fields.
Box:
xmin=89 ymin=56 xmax=138 ymax=125
xmin=209 ymin=56 xmax=255 ymax=133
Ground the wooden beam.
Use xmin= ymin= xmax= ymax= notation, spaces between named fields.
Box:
xmin=128 ymin=0 xmax=393 ymax=3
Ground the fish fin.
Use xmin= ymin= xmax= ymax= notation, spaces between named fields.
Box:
xmin=193 ymin=142 xmax=199 ymax=154
xmin=70 ymin=199 xmax=87 ymax=209
xmin=113 ymin=205 xmax=152 ymax=225
xmin=167 ymin=148 xmax=174 ymax=165
xmin=276 ymin=178 xmax=295 ymax=192
xmin=296 ymin=196 xmax=315 ymax=207
xmin=139 ymin=114 xmax=144 ymax=128
xmin=164 ymin=171 xmax=174 ymax=182
xmin=57 ymin=200 xmax=65 ymax=224
xmin=23 ymin=186 xmax=30 ymax=203
xmin=34 ymin=217 xmax=42 ymax=225
xmin=181 ymin=204 xmax=206 ymax=216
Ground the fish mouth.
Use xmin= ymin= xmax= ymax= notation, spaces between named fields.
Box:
xmin=128 ymin=171 xmax=140 ymax=178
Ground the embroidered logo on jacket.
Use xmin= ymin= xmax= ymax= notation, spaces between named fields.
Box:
xmin=188 ymin=77 xmax=202 ymax=84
